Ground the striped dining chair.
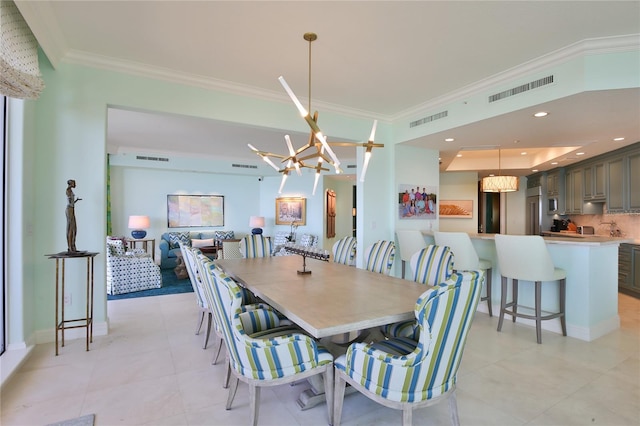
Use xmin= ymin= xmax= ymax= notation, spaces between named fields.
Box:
xmin=363 ymin=240 xmax=396 ymax=275
xmin=239 ymin=234 xmax=273 ymax=258
xmin=201 ymin=259 xmax=334 ymax=426
xmin=381 ymin=245 xmax=455 ymax=338
xmin=334 ymin=270 xmax=483 ymax=426
xmin=179 ymin=243 xmax=212 ymax=349
xmin=332 ymin=236 xmax=357 ymax=266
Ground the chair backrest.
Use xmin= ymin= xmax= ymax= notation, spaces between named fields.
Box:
xmin=332 ymin=236 xmax=357 ymax=265
xmin=239 ymin=235 xmax=272 ymax=258
xmin=494 ymin=234 xmax=557 ymax=281
xmin=408 ymin=271 xmax=483 ymax=399
xmin=395 ymin=230 xmax=427 ymax=263
xmin=222 ymin=240 xmax=243 ymax=259
xmin=180 ymin=244 xmax=207 ymax=309
xmin=198 ymin=258 xmax=323 ymax=380
xmin=364 ymin=240 xmax=395 ymax=275
xmin=433 ymin=231 xmax=480 ymax=271
xmin=409 ymin=245 xmax=454 ymax=285
xmin=106 ymin=238 xmax=127 ymax=257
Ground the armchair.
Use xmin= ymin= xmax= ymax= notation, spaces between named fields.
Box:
xmin=334 ymin=271 xmax=483 ymax=426
xmin=363 ymin=240 xmax=396 ymax=275
xmin=239 ymin=234 xmax=272 ymax=258
xmin=106 ymin=238 xmax=162 ymax=295
xmin=332 ymin=236 xmax=356 ymax=266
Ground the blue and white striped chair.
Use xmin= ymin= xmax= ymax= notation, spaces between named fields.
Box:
xmin=180 ymin=243 xmax=212 ymax=349
xmin=239 ymin=234 xmax=273 ymax=258
xmin=332 ymin=236 xmax=356 ymax=265
xmin=334 ymin=271 xmax=483 ymax=426
xmin=200 ymin=259 xmax=334 ymax=425
xmin=381 ymin=245 xmax=454 ymax=338
xmin=363 ymin=240 xmax=395 ymax=275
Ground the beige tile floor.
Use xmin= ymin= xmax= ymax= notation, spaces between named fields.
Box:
xmin=1 ymin=292 xmax=638 ymax=426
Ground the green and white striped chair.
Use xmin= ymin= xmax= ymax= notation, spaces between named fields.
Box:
xmin=381 ymin=245 xmax=454 ymax=338
xmin=239 ymin=234 xmax=273 ymax=258
xmin=363 ymin=240 xmax=396 ymax=275
xmin=332 ymin=236 xmax=357 ymax=265
xmin=179 ymin=243 xmax=212 ymax=349
xmin=334 ymin=270 xmax=483 ymax=426
xmin=201 ymin=259 xmax=334 ymax=426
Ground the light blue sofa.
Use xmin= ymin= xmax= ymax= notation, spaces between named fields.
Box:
xmin=159 ymin=230 xmax=235 ymax=269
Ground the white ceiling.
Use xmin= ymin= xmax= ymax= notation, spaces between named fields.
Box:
xmin=17 ymin=1 xmax=640 ymax=177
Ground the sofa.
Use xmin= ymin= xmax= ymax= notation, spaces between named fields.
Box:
xmin=159 ymin=230 xmax=236 ymax=269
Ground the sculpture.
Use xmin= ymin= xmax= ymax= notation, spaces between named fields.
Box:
xmin=66 ymin=179 xmax=82 ymax=252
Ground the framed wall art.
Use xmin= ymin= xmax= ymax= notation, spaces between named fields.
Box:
xmin=167 ymin=194 xmax=224 ymax=227
xmin=397 ymin=184 xmax=437 ymax=220
xmin=439 ymin=200 xmax=473 ymax=218
xmin=275 ymin=197 xmax=306 ymax=225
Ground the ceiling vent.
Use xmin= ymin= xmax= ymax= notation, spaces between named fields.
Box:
xmin=346 ymin=164 xmax=357 ymax=169
xmin=136 ymin=155 xmax=169 ymax=162
xmin=409 ymin=110 xmax=448 ymax=128
xmin=231 ymin=163 xmax=258 ymax=169
xmin=488 ymin=75 xmax=554 ymax=103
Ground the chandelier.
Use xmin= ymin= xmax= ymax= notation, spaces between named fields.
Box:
xmin=481 ymin=148 xmax=519 ymax=192
xmin=248 ymin=32 xmax=383 ymax=195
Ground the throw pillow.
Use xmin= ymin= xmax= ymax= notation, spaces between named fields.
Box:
xmin=168 ymin=232 xmax=191 ymax=249
xmin=192 ymin=238 xmax=214 ymax=248
xmin=214 ymin=230 xmax=235 ymax=240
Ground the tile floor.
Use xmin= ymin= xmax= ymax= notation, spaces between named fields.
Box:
xmin=1 ymin=292 xmax=638 ymax=426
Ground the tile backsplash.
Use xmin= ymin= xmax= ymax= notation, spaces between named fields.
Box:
xmin=572 ymin=213 xmax=640 ymax=241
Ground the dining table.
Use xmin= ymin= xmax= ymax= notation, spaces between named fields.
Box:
xmin=215 ymin=254 xmax=431 ymax=410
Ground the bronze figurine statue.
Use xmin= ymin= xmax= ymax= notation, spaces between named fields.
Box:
xmin=66 ymin=179 xmax=82 ymax=252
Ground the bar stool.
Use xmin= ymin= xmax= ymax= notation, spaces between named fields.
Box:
xmin=434 ymin=231 xmax=493 ymax=316
xmin=494 ymin=234 xmax=566 ymax=344
xmin=395 ymin=230 xmax=427 ymax=279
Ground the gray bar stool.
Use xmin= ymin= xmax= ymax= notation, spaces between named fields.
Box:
xmin=395 ymin=230 xmax=427 ymax=279
xmin=434 ymin=231 xmax=493 ymax=316
xmin=494 ymin=234 xmax=567 ymax=344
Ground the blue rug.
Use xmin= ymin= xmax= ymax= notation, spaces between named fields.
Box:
xmin=107 ymin=269 xmax=193 ymax=300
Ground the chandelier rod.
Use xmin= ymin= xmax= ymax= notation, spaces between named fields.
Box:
xmin=304 ymin=32 xmax=317 ymax=114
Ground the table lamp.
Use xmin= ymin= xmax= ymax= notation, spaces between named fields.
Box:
xmin=249 ymin=216 xmax=265 ymax=235
xmin=128 ymin=215 xmax=150 ymax=239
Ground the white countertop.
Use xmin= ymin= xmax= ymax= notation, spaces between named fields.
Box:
xmin=422 ymin=231 xmax=634 ymax=246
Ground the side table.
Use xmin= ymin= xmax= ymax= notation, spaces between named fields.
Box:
xmin=127 ymin=238 xmax=155 ymax=262
xmin=46 ymin=251 xmax=99 ymax=355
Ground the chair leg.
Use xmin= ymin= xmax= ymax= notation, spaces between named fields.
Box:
xmin=212 ymin=336 xmax=224 ymax=365
xmin=323 ymin=367 xmax=334 ymax=425
xmin=402 ymin=406 xmax=412 ymax=426
xmin=195 ymin=310 xmax=205 ymax=335
xmin=202 ymin=312 xmax=212 ymax=349
xmin=401 ymin=260 xmax=406 ymax=279
xmin=449 ymin=389 xmax=460 ymax=426
xmin=226 ymin=376 xmax=239 ymax=409
xmin=497 ymin=276 xmax=507 ymax=332
xmin=512 ymin=279 xmax=519 ymax=322
xmin=535 ymin=281 xmax=542 ymax=344
xmin=223 ymin=359 xmax=232 ymax=389
xmin=559 ymin=278 xmax=567 ymax=336
xmin=485 ymin=268 xmax=492 ymax=317
xmin=333 ymin=371 xmax=346 ymax=426
xmin=249 ymin=384 xmax=260 ymax=426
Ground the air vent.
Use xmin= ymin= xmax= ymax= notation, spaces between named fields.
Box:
xmin=409 ymin=110 xmax=448 ymax=128
xmin=488 ymin=75 xmax=554 ymax=103
xmin=231 ymin=163 xmax=258 ymax=169
xmin=136 ymin=155 xmax=169 ymax=162
xmin=346 ymin=164 xmax=357 ymax=169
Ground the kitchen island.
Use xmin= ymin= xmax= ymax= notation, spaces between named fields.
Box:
xmin=423 ymin=232 xmax=630 ymax=341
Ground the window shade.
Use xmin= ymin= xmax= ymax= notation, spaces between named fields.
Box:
xmin=0 ymin=1 xmax=44 ymax=99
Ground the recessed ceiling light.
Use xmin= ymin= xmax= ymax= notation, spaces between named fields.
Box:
xmin=614 ymin=137 xmax=625 ymax=141
xmin=445 ymin=138 xmax=454 ymax=142
xmin=521 ymin=152 xmax=527 ymax=155
xmin=456 ymin=154 xmax=462 ymax=158
xmin=551 ymin=162 xmax=558 ymax=165
xmin=533 ymin=111 xmax=549 ymax=118
xmin=532 ymin=169 xmax=539 ymax=173
xmin=576 ymin=152 xmax=585 ymax=156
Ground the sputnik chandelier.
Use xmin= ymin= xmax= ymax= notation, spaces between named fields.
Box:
xmin=248 ymin=32 xmax=383 ymax=195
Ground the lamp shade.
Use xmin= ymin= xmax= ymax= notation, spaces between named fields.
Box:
xmin=481 ymin=175 xmax=519 ymax=193
xmin=128 ymin=215 xmax=150 ymax=239
xmin=249 ymin=216 xmax=265 ymax=235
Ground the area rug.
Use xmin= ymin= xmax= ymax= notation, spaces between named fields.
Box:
xmin=47 ymin=413 xmax=95 ymax=426
xmin=107 ymin=269 xmax=193 ymax=301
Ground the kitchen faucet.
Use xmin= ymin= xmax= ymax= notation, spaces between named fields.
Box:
xmin=600 ymin=221 xmax=621 ymax=237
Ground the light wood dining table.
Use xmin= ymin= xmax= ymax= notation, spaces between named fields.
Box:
xmin=215 ymin=255 xmax=431 ymax=411
xmin=215 ymin=255 xmax=430 ymax=339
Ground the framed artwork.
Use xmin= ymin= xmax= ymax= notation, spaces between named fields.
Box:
xmin=275 ymin=197 xmax=306 ymax=225
xmin=167 ymin=195 xmax=224 ymax=227
xmin=397 ymin=184 xmax=437 ymax=220
xmin=326 ymin=189 xmax=336 ymax=238
xmin=439 ymin=200 xmax=473 ymax=218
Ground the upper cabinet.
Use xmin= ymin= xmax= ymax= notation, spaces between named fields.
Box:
xmin=564 ymin=168 xmax=583 ymax=214
xmin=607 ymin=150 xmax=640 ymax=213
xmin=628 ymin=151 xmax=640 ymax=212
xmin=547 ymin=171 xmax=560 ymax=196
xmin=583 ymin=162 xmax=606 ymax=201
xmin=607 ymin=157 xmax=625 ymax=212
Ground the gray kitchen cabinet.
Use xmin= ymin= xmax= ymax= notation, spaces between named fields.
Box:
xmin=607 ymin=157 xmax=625 ymax=212
xmin=564 ymin=168 xmax=583 ymax=214
xmin=547 ymin=171 xmax=559 ymax=196
xmin=619 ymin=243 xmax=640 ymax=298
xmin=583 ymin=162 xmax=606 ymax=201
xmin=628 ymin=152 xmax=640 ymax=211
